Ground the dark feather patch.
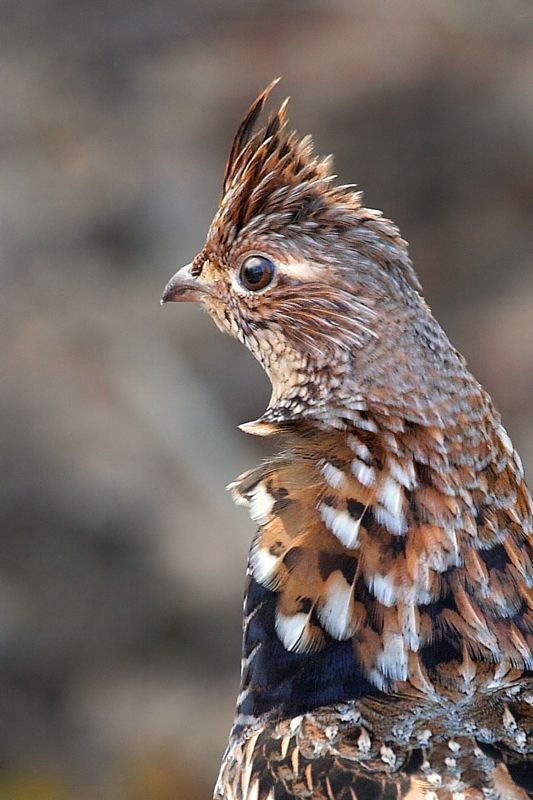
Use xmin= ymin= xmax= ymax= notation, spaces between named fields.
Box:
xmin=237 ymin=578 xmax=374 ymax=723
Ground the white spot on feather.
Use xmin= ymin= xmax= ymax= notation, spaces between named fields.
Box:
xmin=317 ymin=574 xmax=356 ymax=639
xmin=400 ymin=604 xmax=420 ymax=650
xmin=249 ymin=547 xmax=280 ymax=587
xmin=497 ymin=424 xmax=514 ymax=454
xmin=357 ymin=728 xmax=371 ymax=752
xmin=369 ymin=573 xmax=397 ymax=606
xmin=346 ymin=435 xmax=360 ymax=451
xmin=319 ymin=504 xmax=362 ymax=548
xmin=275 ymin=611 xmax=324 ymax=653
xmin=275 ymin=611 xmax=310 ymax=652
xmin=226 ymin=484 xmax=250 ymax=506
xmin=448 ymin=740 xmax=461 ymax=753
xmin=353 ymin=415 xmax=378 ymax=432
xmin=248 ymin=483 xmax=274 ymax=524
xmin=356 ymin=446 xmax=371 ymax=465
xmin=290 ymin=715 xmax=303 ymax=733
xmin=320 ymin=461 xmax=346 ymax=489
xmin=417 ymin=729 xmax=432 ymax=746
xmin=368 ymin=668 xmax=388 ymax=691
xmin=351 ymin=459 xmax=376 ymax=488
xmin=378 ymin=477 xmax=403 ymax=516
xmin=443 ymin=527 xmax=460 ymax=566
xmin=377 ymin=632 xmax=408 ymax=681
xmin=380 ymin=745 xmax=396 ymax=766
xmin=503 ymin=705 xmax=517 ymax=730
xmin=389 ymin=458 xmax=416 ymax=490
xmin=375 ymin=504 xmax=407 ymax=535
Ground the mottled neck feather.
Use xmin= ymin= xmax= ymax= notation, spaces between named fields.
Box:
xmin=237 ymin=266 xmax=479 ymax=438
xmin=230 ymin=386 xmax=532 ymax=725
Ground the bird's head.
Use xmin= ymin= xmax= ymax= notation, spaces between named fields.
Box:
xmin=162 ymin=81 xmax=436 ymax=426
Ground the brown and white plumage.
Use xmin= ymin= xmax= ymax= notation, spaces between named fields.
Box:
xmin=162 ymin=82 xmax=533 ymax=799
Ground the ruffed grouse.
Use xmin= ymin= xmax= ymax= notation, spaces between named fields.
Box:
xmin=162 ymin=82 xmax=533 ymax=799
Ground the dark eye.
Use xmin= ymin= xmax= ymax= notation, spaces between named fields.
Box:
xmin=239 ymin=255 xmax=275 ymax=291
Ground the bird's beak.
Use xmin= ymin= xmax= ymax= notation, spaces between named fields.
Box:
xmin=160 ymin=262 xmax=211 ymax=305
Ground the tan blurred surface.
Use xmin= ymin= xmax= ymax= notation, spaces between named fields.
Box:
xmin=2 ymin=1 xmax=533 ymax=797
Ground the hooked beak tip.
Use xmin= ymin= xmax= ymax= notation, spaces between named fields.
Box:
xmin=160 ymin=283 xmax=176 ymax=305
xmin=161 ymin=263 xmax=207 ymax=306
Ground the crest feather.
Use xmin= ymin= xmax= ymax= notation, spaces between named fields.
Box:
xmin=211 ymin=80 xmax=417 ymax=293
xmin=218 ymin=80 xmax=348 ymax=240
xmin=222 ymin=78 xmax=282 ymax=195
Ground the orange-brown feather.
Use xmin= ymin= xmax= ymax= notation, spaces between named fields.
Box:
xmin=231 ymin=407 xmax=533 ymax=689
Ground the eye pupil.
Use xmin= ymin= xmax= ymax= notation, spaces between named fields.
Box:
xmin=240 ymin=255 xmax=275 ymax=291
xmin=244 ymin=261 xmax=266 ymax=284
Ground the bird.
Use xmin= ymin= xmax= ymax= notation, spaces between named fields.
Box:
xmin=161 ymin=81 xmax=533 ymax=799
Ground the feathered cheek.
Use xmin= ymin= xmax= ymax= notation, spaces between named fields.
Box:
xmin=205 ymin=294 xmax=249 ymax=342
xmin=201 ymin=294 xmax=234 ymax=337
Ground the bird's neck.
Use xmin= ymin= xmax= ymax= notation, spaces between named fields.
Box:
xmin=258 ymin=297 xmax=477 ymax=432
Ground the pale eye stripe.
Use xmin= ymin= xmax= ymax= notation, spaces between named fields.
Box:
xmin=281 ymin=258 xmax=323 ymax=280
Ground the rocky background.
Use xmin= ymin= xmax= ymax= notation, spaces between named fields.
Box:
xmin=2 ymin=1 xmax=533 ymax=797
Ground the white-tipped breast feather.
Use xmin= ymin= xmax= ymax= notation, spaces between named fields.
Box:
xmin=319 ymin=503 xmax=362 ymax=548
xmin=248 ymin=483 xmax=275 ymax=524
xmin=317 ymin=574 xmax=357 ymax=640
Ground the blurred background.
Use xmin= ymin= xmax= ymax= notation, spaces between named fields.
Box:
xmin=2 ymin=1 xmax=533 ymax=797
